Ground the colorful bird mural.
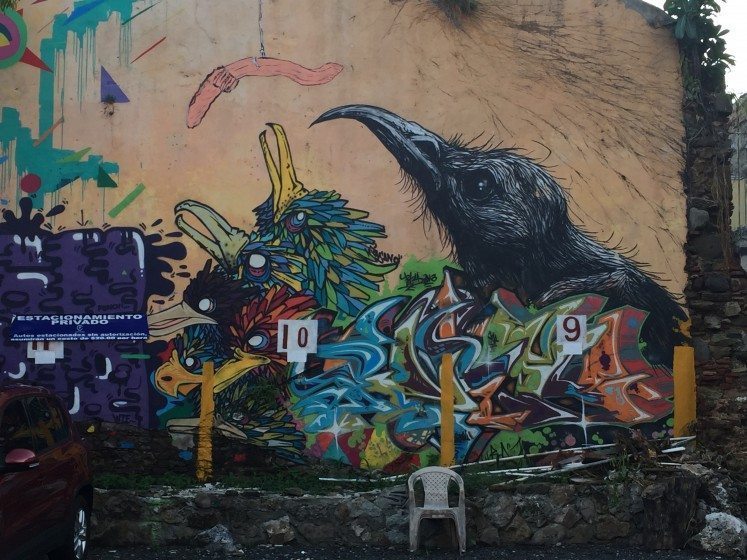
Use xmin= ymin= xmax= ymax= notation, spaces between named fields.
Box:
xmin=153 ymin=286 xmax=316 ymax=461
xmin=173 ymin=206 xmax=305 ymax=293
xmin=145 ymin=118 xmax=679 ymax=470
xmin=253 ymin=123 xmax=396 ymax=317
xmin=173 ymin=123 xmax=396 ymax=318
xmin=147 ymin=123 xmax=398 ymax=461
xmin=148 ymin=259 xmax=258 ymax=344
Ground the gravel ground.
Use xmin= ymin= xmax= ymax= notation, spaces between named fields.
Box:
xmin=84 ymin=544 xmax=723 ymax=560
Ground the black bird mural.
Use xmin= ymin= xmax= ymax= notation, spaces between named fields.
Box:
xmin=312 ymin=105 xmax=687 ymax=367
xmin=148 ymin=259 xmax=258 ymax=345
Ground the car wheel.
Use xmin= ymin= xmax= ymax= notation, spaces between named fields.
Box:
xmin=49 ymin=495 xmax=90 ymax=560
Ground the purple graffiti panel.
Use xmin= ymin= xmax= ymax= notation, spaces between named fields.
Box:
xmin=1 ymin=229 xmax=152 ymax=427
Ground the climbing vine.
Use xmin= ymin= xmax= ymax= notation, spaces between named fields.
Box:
xmin=663 ymin=0 xmax=734 ymax=96
xmin=668 ymin=0 xmax=736 ymax=270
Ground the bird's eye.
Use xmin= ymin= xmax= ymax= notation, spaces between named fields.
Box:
xmin=463 ymin=172 xmax=497 ymax=201
xmin=248 ymin=253 xmax=267 ymax=270
xmin=247 ymin=332 xmax=269 ymax=349
xmin=243 ymin=252 xmax=271 ymax=283
xmin=198 ymin=298 xmax=215 ymax=313
xmin=285 ymin=211 xmax=307 ymax=233
xmin=183 ymin=356 xmax=201 ymax=371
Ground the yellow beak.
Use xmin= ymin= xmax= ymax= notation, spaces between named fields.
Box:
xmin=154 ymin=349 xmax=269 ymax=398
xmin=259 ymin=123 xmax=308 ymax=217
xmin=213 ymin=348 xmax=271 ymax=393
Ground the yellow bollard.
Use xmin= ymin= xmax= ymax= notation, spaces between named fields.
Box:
xmin=673 ymin=345 xmax=696 ymax=436
xmin=196 ymin=361 xmax=215 ymax=482
xmin=439 ymin=353 xmax=456 ymax=466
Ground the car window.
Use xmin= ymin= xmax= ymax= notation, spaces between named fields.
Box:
xmin=46 ymin=399 xmax=71 ymax=444
xmin=25 ymin=397 xmax=58 ymax=453
xmin=0 ymin=399 xmax=35 ymax=463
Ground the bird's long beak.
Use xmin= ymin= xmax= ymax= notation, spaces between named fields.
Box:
xmin=259 ymin=123 xmax=308 ymax=217
xmin=174 ymin=199 xmax=250 ymax=270
xmin=154 ymin=348 xmax=270 ymax=398
xmin=213 ymin=348 xmax=270 ymax=393
xmin=311 ymin=105 xmax=446 ymax=191
xmin=148 ymin=301 xmax=217 ymax=338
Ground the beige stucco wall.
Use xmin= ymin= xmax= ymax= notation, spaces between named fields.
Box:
xmin=2 ymin=0 xmax=685 ymax=299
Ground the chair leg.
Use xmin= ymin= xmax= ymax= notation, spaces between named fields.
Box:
xmin=457 ymin=518 xmax=466 ymax=553
xmin=409 ymin=516 xmax=421 ymax=552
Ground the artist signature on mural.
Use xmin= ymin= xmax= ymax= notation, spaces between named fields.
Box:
xmin=399 ymin=271 xmax=438 ymax=291
xmin=367 ymin=245 xmax=402 ymax=267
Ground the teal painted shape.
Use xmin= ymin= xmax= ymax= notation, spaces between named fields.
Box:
xmin=0 ymin=107 xmax=118 ymax=207
xmin=38 ymin=0 xmax=137 ymax=143
xmin=1 ymin=0 xmax=133 ymax=207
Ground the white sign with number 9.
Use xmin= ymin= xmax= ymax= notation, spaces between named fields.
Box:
xmin=277 ymin=319 xmax=318 ymax=364
xmin=556 ymin=315 xmax=587 ymax=355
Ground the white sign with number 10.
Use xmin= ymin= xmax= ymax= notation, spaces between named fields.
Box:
xmin=277 ymin=319 xmax=318 ymax=364
xmin=556 ymin=315 xmax=587 ymax=355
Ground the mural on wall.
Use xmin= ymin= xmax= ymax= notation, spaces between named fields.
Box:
xmin=0 ymin=0 xmax=688 ymax=471
xmin=143 ymin=115 xmax=685 ymax=470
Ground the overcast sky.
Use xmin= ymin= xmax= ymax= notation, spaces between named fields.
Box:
xmin=645 ymin=0 xmax=746 ymax=95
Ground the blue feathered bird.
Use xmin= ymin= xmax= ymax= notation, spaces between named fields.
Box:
xmin=172 ymin=123 xmax=396 ymax=318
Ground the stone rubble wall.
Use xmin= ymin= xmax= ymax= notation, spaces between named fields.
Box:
xmin=91 ymin=478 xmax=703 ymax=551
xmin=684 ymin=92 xmax=747 ymax=485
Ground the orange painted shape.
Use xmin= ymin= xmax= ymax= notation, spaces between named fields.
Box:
xmin=196 ymin=361 xmax=215 ymax=482
xmin=673 ymin=345 xmax=696 ymax=436
xmin=581 ymin=309 xmax=674 ymax=424
xmin=439 ymin=352 xmax=455 ymax=466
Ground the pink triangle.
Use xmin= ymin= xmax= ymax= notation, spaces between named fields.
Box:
xmin=20 ymin=48 xmax=52 ymax=73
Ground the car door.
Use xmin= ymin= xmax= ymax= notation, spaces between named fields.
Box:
xmin=0 ymin=397 xmax=46 ymax=556
xmin=24 ymin=396 xmax=71 ymax=531
xmin=42 ymin=396 xmax=77 ymax=526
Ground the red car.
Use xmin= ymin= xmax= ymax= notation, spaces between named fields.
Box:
xmin=0 ymin=383 xmax=93 ymax=560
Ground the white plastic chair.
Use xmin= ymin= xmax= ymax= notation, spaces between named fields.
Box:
xmin=408 ymin=466 xmax=466 ymax=552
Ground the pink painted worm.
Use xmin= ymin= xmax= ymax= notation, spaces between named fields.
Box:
xmin=187 ymin=57 xmax=344 ymax=128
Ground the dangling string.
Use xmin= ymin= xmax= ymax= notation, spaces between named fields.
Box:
xmin=258 ymin=0 xmax=267 ymax=58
